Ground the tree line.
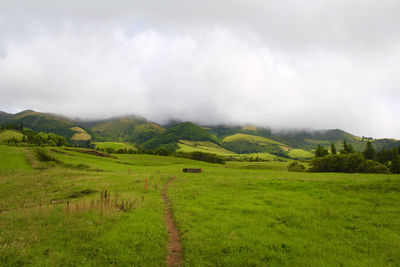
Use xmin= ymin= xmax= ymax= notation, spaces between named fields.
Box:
xmin=1 ymin=123 xmax=67 ymax=147
xmin=310 ymin=141 xmax=400 ymax=174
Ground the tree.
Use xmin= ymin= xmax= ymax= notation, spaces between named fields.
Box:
xmin=330 ymin=142 xmax=337 ymax=155
xmin=315 ymin=145 xmax=329 ymax=158
xmin=390 ymin=148 xmax=400 ymax=174
xmin=363 ymin=141 xmax=377 ymax=160
xmin=341 ymin=140 xmax=355 ymax=154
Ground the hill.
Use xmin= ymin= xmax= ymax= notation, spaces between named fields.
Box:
xmin=1 ymin=109 xmax=398 ymax=153
xmin=70 ymin=127 xmax=91 ymax=141
xmin=207 ymin=125 xmax=399 ymax=152
xmin=0 ymin=111 xmax=12 ymax=123
xmin=177 ymin=140 xmax=235 ymax=156
xmin=222 ymin=133 xmax=290 ymax=154
xmin=0 ymin=129 xmax=23 ymax=142
xmin=0 ymin=110 xmax=76 ymax=139
xmin=83 ymin=116 xmax=164 ymax=144
xmin=144 ymin=122 xmax=220 ymax=150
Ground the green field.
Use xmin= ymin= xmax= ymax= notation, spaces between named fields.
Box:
xmin=0 ymin=130 xmax=23 ymax=142
xmin=177 ymin=140 xmax=283 ymax=161
xmin=177 ymin=140 xmax=235 ymax=155
xmin=223 ymin=133 xmax=287 ymax=147
xmin=70 ymin=127 xmax=91 ymax=141
xmin=92 ymin=142 xmax=137 ymax=151
xmin=1 ymin=145 xmax=399 ymax=266
xmin=288 ymin=148 xmax=314 ymax=159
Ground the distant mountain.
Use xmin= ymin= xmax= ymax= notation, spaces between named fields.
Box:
xmin=222 ymin=133 xmax=290 ymax=154
xmin=82 ymin=116 xmax=164 ymax=144
xmin=143 ymin=122 xmax=220 ymax=150
xmin=0 ymin=110 xmax=76 ymax=139
xmin=1 ymin=109 xmax=398 ymax=153
xmin=206 ymin=125 xmax=398 ymax=152
xmin=0 ymin=111 xmax=12 ymax=123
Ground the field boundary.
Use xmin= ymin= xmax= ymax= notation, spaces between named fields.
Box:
xmin=162 ymin=177 xmax=182 ymax=267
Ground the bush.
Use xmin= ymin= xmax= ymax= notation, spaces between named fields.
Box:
xmin=358 ymin=160 xmax=390 ymax=174
xmin=288 ymin=162 xmax=306 ymax=172
xmin=309 ymin=153 xmax=390 ymax=174
xmin=176 ymin=151 xmax=226 ymax=164
xmin=34 ymin=148 xmax=58 ymax=162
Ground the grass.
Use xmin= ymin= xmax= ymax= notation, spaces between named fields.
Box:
xmin=1 ymin=144 xmax=400 ymax=266
xmin=70 ymin=127 xmax=91 ymax=141
xmin=92 ymin=142 xmax=137 ymax=151
xmin=177 ymin=141 xmax=287 ymax=161
xmin=177 ymin=140 xmax=235 ymax=155
xmin=0 ymin=130 xmax=23 ymax=142
xmin=223 ymin=133 xmax=291 ymax=151
xmin=288 ymin=149 xmax=314 ymax=159
xmin=169 ymin=170 xmax=400 ymax=266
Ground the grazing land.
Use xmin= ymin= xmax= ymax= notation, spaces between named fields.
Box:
xmin=177 ymin=140 xmax=235 ymax=155
xmin=0 ymin=145 xmax=399 ymax=266
xmin=92 ymin=141 xmax=137 ymax=151
xmin=70 ymin=127 xmax=91 ymax=141
xmin=0 ymin=130 xmax=23 ymax=142
xmin=288 ymin=148 xmax=314 ymax=159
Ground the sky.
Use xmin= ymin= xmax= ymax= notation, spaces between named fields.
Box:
xmin=0 ymin=0 xmax=400 ymax=138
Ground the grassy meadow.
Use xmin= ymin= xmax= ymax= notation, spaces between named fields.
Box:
xmin=92 ymin=142 xmax=137 ymax=151
xmin=0 ymin=144 xmax=399 ymax=266
xmin=0 ymin=130 xmax=23 ymax=142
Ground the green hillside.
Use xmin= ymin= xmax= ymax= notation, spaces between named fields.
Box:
xmin=288 ymin=148 xmax=314 ymax=159
xmin=86 ymin=116 xmax=164 ymax=144
xmin=222 ymin=133 xmax=290 ymax=154
xmin=177 ymin=140 xmax=235 ymax=155
xmin=0 ymin=110 xmax=76 ymax=139
xmin=1 ymin=145 xmax=399 ymax=265
xmin=208 ymin=125 xmax=399 ymax=153
xmin=1 ymin=110 xmax=398 ymax=153
xmin=70 ymin=127 xmax=91 ymax=141
xmin=0 ymin=111 xmax=12 ymax=123
xmin=144 ymin=122 xmax=220 ymax=150
xmin=0 ymin=130 xmax=23 ymax=142
xmin=92 ymin=142 xmax=137 ymax=151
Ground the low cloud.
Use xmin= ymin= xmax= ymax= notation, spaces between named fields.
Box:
xmin=0 ymin=1 xmax=400 ymax=138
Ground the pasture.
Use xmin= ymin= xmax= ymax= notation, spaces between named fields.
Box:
xmin=0 ymin=130 xmax=23 ymax=142
xmin=92 ymin=142 xmax=137 ymax=151
xmin=0 ymin=144 xmax=399 ymax=266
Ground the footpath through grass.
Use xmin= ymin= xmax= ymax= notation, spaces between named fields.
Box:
xmin=1 ymin=145 xmax=400 ymax=266
xmin=0 ymin=145 xmax=193 ymax=266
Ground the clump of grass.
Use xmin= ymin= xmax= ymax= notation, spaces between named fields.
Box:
xmin=62 ymin=162 xmax=91 ymax=170
xmin=67 ymin=189 xmax=97 ymax=199
xmin=65 ymin=189 xmax=137 ymax=214
xmin=287 ymin=162 xmax=306 ymax=172
xmin=34 ymin=148 xmax=58 ymax=162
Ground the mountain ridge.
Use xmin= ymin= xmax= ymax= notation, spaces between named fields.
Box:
xmin=0 ymin=109 xmax=398 ymax=153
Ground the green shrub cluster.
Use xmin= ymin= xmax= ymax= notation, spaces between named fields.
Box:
xmin=176 ymin=151 xmax=226 ymax=164
xmin=97 ymin=147 xmax=138 ymax=154
xmin=309 ymin=153 xmax=389 ymax=173
xmin=287 ymin=162 xmax=306 ymax=172
xmin=32 ymin=132 xmax=67 ymax=147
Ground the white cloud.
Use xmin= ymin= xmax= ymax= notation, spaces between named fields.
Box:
xmin=0 ymin=1 xmax=400 ymax=138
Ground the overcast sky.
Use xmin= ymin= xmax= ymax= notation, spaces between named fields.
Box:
xmin=1 ymin=1 xmax=400 ymax=138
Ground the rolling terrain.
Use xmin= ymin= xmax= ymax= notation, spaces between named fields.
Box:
xmin=1 ymin=110 xmax=399 ymax=158
xmin=0 ymin=145 xmax=399 ymax=265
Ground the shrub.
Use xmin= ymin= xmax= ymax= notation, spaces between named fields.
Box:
xmin=309 ymin=153 xmax=390 ymax=174
xmin=34 ymin=148 xmax=58 ymax=162
xmin=288 ymin=162 xmax=306 ymax=172
xmin=176 ymin=151 xmax=226 ymax=164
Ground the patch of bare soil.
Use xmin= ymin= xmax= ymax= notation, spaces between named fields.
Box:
xmin=162 ymin=177 xmax=182 ymax=267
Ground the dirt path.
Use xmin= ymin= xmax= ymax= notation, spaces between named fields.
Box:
xmin=162 ymin=177 xmax=182 ymax=267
